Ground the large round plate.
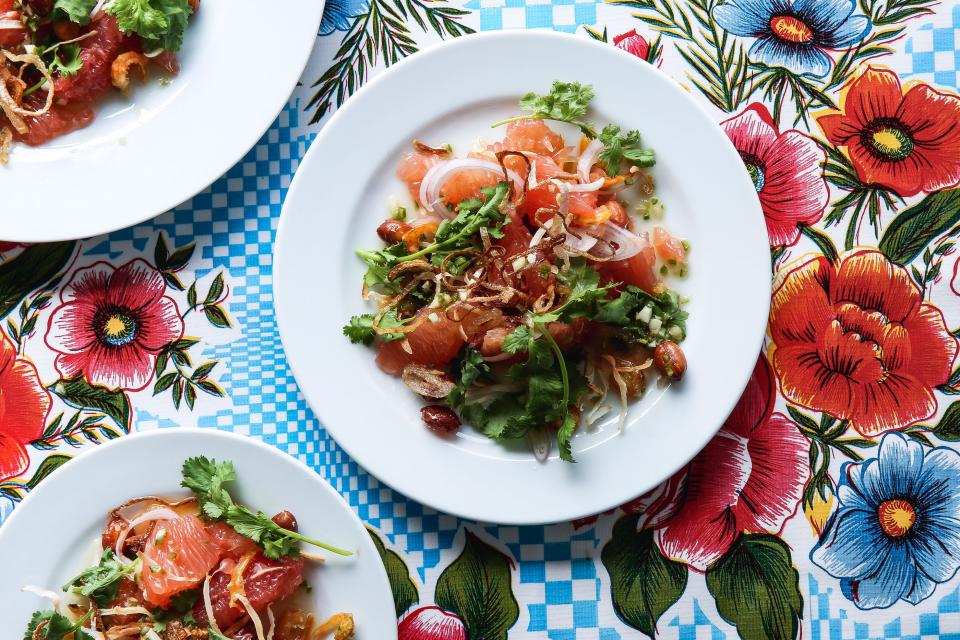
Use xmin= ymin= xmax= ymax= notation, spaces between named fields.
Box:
xmin=274 ymin=31 xmax=770 ymax=524
xmin=0 ymin=428 xmax=398 ymax=639
xmin=3 ymin=0 xmax=324 ymax=242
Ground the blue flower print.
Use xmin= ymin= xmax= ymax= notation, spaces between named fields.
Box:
xmin=713 ymin=0 xmax=872 ymax=77
xmin=320 ymin=0 xmax=371 ymax=35
xmin=811 ymin=433 xmax=960 ymax=609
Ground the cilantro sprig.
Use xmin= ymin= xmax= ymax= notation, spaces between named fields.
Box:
xmin=64 ymin=548 xmax=137 ymax=607
xmin=597 ymin=124 xmax=656 ymax=174
xmin=23 ymin=609 xmax=92 ymax=640
xmin=52 ymin=0 xmax=97 ymax=24
xmin=181 ymin=457 xmax=352 ymax=559
xmin=106 ymin=0 xmax=194 ymax=52
xmin=492 ymin=81 xmax=597 ymax=138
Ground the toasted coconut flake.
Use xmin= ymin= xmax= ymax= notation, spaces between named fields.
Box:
xmin=111 ymin=51 xmax=149 ymax=92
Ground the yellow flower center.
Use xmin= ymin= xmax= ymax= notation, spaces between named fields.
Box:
xmin=877 ymin=498 xmax=916 ymax=538
xmin=863 ymin=119 xmax=914 ymax=161
xmin=769 ymin=15 xmax=814 ymax=44
xmin=100 ymin=312 xmax=136 ymax=346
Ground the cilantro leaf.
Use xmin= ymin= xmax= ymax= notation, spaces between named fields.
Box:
xmin=356 ymin=243 xmax=408 ymax=296
xmin=501 ymin=325 xmax=531 ymax=354
xmin=597 ymin=124 xmax=656 ymax=174
xmin=494 ymin=81 xmax=597 ymax=137
xmin=343 ymin=312 xmax=404 ymax=345
xmin=23 ymin=609 xmax=91 ymax=640
xmin=461 ymin=396 xmax=533 ymax=440
xmin=52 ymin=0 xmax=97 ymax=24
xmin=447 ymin=348 xmax=490 ymax=409
xmin=557 ymin=413 xmax=577 ymax=463
xmin=48 ymin=44 xmax=84 ymax=77
xmin=63 ymin=548 xmax=134 ymax=607
xmin=594 ymin=286 xmax=688 ymax=346
xmin=533 ymin=258 xmax=612 ymax=323
xmin=107 ymin=0 xmax=193 ymax=52
xmin=181 ymin=456 xmax=352 ymax=559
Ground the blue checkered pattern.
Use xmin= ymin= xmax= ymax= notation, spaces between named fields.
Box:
xmin=6 ymin=4 xmax=960 ymax=638
xmin=808 ymin=576 xmax=960 ymax=640
xmin=465 ymin=0 xmax=603 ymax=33
xmin=904 ymin=3 xmax=960 ymax=88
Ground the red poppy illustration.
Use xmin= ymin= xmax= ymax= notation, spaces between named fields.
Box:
xmin=614 ymin=29 xmax=650 ymax=60
xmin=770 ymin=250 xmax=957 ymax=436
xmin=0 ymin=242 xmax=24 ymax=253
xmin=630 ymin=356 xmax=808 ymax=571
xmin=818 ymin=66 xmax=960 ymax=197
xmin=722 ymin=104 xmax=830 ymax=247
xmin=0 ymin=333 xmax=51 ymax=482
xmin=399 ymin=606 xmax=467 ymax=640
xmin=45 ymin=259 xmax=184 ymax=391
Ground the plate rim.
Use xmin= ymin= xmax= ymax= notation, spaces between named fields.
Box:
xmin=274 ymin=29 xmax=771 ymax=525
xmin=1 ymin=0 xmax=326 ymax=243
xmin=0 ymin=427 xmax=398 ymax=639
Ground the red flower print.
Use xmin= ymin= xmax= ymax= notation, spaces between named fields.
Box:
xmin=626 ymin=356 xmax=807 ymax=571
xmin=0 ymin=333 xmax=51 ymax=482
xmin=817 ymin=66 xmax=960 ymax=197
xmin=44 ymin=259 xmax=184 ymax=391
xmin=722 ymin=104 xmax=830 ymax=247
xmin=770 ymin=250 xmax=958 ymax=436
xmin=399 ymin=606 xmax=467 ymax=640
xmin=0 ymin=242 xmax=24 ymax=253
xmin=614 ymin=29 xmax=650 ymax=60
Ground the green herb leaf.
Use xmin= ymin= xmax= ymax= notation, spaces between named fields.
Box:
xmin=23 ymin=609 xmax=92 ymax=640
xmin=533 ymin=258 xmax=612 ymax=323
xmin=597 ymin=124 xmax=656 ymax=174
xmin=594 ymin=286 xmax=688 ymax=347
xmin=181 ymin=456 xmax=352 ymax=558
xmin=64 ymin=548 xmax=134 ymax=607
xmin=107 ymin=0 xmax=193 ymax=52
xmin=47 ymin=43 xmax=84 ymax=76
xmin=52 ymin=0 xmax=97 ymax=24
xmin=495 ymin=81 xmax=597 ymax=137
xmin=447 ymin=348 xmax=491 ymax=410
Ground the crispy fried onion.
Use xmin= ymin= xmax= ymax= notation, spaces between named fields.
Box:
xmin=111 ymin=51 xmax=149 ymax=91
xmin=496 ymin=150 xmax=530 ymax=194
xmin=413 ymin=139 xmax=452 ymax=156
xmin=401 ymin=364 xmax=455 ymax=398
xmin=313 ymin=613 xmax=355 ymax=640
xmin=105 ymin=624 xmax=152 ymax=639
xmin=0 ymin=51 xmax=53 ymax=133
xmin=0 ymin=124 xmax=12 ymax=164
xmin=600 ymin=355 xmax=653 ymax=433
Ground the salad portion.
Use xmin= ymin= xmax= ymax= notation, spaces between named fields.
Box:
xmin=21 ymin=457 xmax=355 ymax=640
xmin=344 ymin=81 xmax=690 ymax=463
xmin=0 ymin=0 xmax=198 ymax=163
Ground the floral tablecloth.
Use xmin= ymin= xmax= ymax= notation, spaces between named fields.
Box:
xmin=3 ymin=1 xmax=960 ymax=638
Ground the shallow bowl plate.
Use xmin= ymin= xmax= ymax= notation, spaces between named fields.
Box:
xmin=0 ymin=428 xmax=398 ymax=639
xmin=274 ymin=31 xmax=770 ymax=524
xmin=3 ymin=0 xmax=325 ymax=242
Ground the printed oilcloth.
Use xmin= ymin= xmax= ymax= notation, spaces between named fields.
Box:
xmin=3 ymin=1 xmax=960 ymax=638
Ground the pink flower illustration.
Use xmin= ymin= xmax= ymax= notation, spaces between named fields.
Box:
xmin=0 ymin=332 xmax=51 ymax=482
xmin=45 ymin=259 xmax=184 ymax=391
xmin=632 ymin=356 xmax=809 ymax=570
xmin=722 ymin=103 xmax=830 ymax=247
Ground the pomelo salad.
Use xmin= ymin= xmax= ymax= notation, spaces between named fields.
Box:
xmin=344 ymin=81 xmax=691 ymax=463
xmin=0 ymin=0 xmax=198 ymax=164
xmin=20 ymin=457 xmax=355 ymax=640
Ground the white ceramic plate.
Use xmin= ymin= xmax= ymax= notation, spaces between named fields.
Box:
xmin=0 ymin=428 xmax=398 ymax=639
xmin=274 ymin=31 xmax=770 ymax=525
xmin=2 ymin=0 xmax=325 ymax=242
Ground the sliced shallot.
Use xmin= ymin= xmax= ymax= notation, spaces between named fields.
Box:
xmin=577 ymin=138 xmax=604 ymax=183
xmin=587 ymin=223 xmax=648 ymax=261
xmin=418 ymin=158 xmax=523 ymax=219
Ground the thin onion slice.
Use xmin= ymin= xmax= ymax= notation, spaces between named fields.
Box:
xmin=115 ymin=508 xmax=179 ymax=564
xmin=529 ymin=427 xmax=551 ymax=463
xmin=203 ymin=573 xmax=222 ymax=636
xmin=22 ymin=585 xmax=61 ymax=610
xmin=586 ymin=223 xmax=648 ymax=261
xmin=556 ymin=177 xmax=605 ymax=193
xmin=577 ymin=138 xmax=604 ymax=183
xmin=0 ymin=19 xmax=23 ymax=28
xmin=98 ymin=606 xmax=153 ymax=618
xmin=602 ymin=355 xmax=630 ymax=433
xmin=236 ymin=593 xmax=267 ymax=640
xmin=266 ymin=605 xmax=276 ymax=640
xmin=418 ymin=158 xmax=523 ymax=219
